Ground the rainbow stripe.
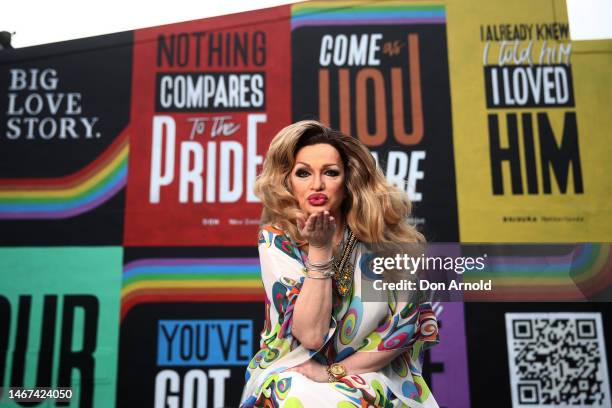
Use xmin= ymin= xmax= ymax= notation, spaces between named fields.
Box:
xmin=463 ymin=244 xmax=612 ymax=301
xmin=0 ymin=131 xmax=129 ymax=219
xmin=120 ymin=248 xmax=611 ymax=320
xmin=291 ymin=1 xmax=446 ymax=29
xmin=121 ymin=257 xmax=265 ymax=321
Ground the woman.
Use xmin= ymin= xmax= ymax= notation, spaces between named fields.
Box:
xmin=240 ymin=120 xmax=440 ymax=408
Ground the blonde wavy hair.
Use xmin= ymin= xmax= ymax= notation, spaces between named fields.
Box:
xmin=254 ymin=120 xmax=425 ymax=247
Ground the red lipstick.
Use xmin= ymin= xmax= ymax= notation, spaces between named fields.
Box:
xmin=307 ymin=193 xmax=328 ymax=206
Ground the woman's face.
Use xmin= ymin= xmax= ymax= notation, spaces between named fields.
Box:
xmin=290 ymin=143 xmax=345 ymax=217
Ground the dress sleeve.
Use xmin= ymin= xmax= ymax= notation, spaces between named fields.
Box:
xmin=358 ymin=289 xmax=439 ymax=354
xmin=248 ymin=226 xmax=339 ymax=377
xmin=257 ymin=227 xmax=306 ymax=344
xmin=247 ymin=227 xmax=308 ymax=374
xmin=243 ymin=227 xmax=336 ymax=398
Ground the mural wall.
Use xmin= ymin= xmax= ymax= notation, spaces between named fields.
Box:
xmin=1 ymin=0 xmax=610 ymax=407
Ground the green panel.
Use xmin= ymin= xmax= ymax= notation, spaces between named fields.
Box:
xmin=0 ymin=247 xmax=122 ymax=407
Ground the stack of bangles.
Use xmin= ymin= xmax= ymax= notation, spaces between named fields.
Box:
xmin=305 ymin=257 xmax=335 ymax=279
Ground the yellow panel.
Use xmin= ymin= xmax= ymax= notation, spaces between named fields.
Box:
xmin=445 ymin=0 xmax=612 ymax=242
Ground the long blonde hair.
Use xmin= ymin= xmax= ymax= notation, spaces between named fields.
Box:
xmin=254 ymin=120 xmax=424 ymax=246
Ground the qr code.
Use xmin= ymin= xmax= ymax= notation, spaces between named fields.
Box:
xmin=505 ymin=313 xmax=611 ymax=407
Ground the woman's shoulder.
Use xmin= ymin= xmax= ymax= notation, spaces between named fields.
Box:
xmin=257 ymin=224 xmax=291 ymax=248
xmin=257 ymin=224 xmax=304 ymax=263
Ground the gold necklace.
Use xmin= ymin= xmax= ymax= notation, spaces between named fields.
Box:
xmin=332 ymin=228 xmax=357 ymax=296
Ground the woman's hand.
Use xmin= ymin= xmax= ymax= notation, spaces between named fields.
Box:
xmin=296 ymin=211 xmax=336 ymax=249
xmin=285 ymin=359 xmax=329 ymax=383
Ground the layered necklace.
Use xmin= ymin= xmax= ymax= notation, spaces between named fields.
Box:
xmin=332 ymin=226 xmax=358 ymax=296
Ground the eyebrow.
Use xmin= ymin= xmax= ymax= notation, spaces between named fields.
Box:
xmin=295 ymin=162 xmax=340 ymax=168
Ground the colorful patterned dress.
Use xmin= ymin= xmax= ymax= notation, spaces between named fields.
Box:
xmin=240 ymin=225 xmax=440 ymax=408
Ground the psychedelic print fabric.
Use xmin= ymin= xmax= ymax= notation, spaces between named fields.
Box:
xmin=240 ymin=226 xmax=440 ymax=408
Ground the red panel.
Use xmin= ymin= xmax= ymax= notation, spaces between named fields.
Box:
xmin=125 ymin=6 xmax=292 ymax=246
